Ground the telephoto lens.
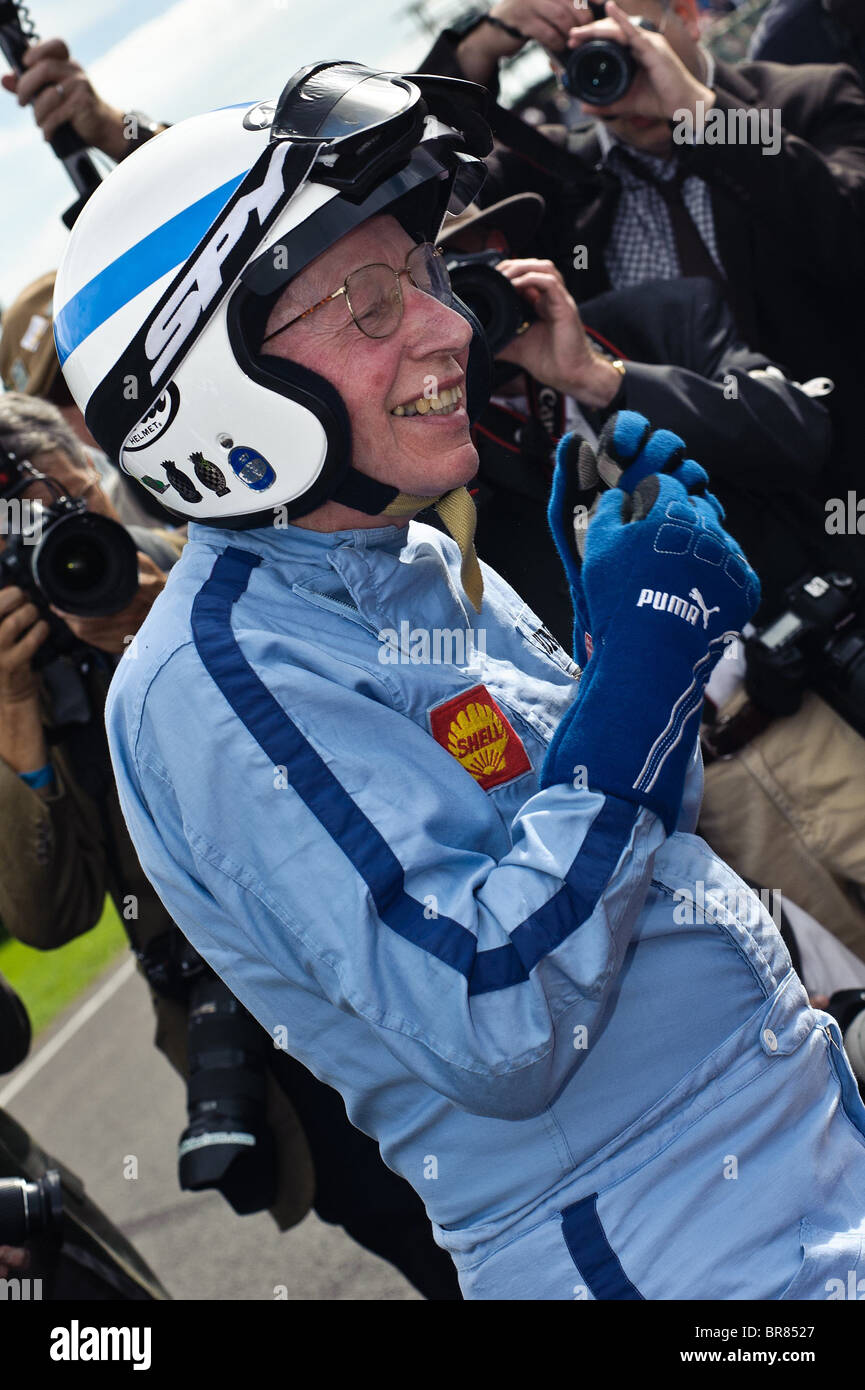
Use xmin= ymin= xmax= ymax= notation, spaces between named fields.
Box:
xmin=177 ymin=971 xmax=277 ymax=1215
xmin=0 ymin=1171 xmax=63 ymax=1245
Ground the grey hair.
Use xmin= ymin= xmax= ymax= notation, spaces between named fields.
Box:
xmin=0 ymin=391 xmax=88 ymax=470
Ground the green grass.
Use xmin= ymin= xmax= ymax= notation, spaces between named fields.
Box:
xmin=0 ymin=898 xmax=127 ymax=1038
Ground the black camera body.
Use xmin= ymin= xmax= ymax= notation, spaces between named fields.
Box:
xmin=745 ymin=572 xmax=865 ymax=739
xmin=443 ymin=248 xmax=535 ymax=355
xmin=0 ymin=444 xmax=139 ymax=664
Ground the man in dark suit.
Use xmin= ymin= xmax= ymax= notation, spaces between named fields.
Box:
xmin=421 ymin=0 xmax=865 ymax=487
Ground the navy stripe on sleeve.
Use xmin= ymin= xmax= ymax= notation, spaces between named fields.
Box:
xmin=191 ymin=546 xmax=639 ymax=996
xmin=561 ymin=1193 xmax=645 ymax=1300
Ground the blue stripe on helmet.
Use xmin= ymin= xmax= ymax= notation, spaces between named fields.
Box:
xmin=54 ymin=171 xmax=247 ymax=365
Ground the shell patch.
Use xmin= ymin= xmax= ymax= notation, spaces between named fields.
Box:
xmin=429 ymin=684 xmax=531 ymax=791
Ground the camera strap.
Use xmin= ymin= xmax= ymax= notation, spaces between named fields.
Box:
xmin=484 ymin=99 xmax=599 ymax=186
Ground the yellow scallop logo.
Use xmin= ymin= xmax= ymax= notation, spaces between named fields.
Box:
xmin=447 ymin=701 xmax=509 ymax=781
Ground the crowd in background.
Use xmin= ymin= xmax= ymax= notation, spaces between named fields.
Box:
xmin=1 ymin=0 xmax=865 ymax=1298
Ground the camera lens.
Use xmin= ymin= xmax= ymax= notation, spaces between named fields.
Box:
xmin=0 ymin=1171 xmax=63 ymax=1244
xmin=446 ymin=257 xmax=532 ymax=355
xmin=563 ymin=40 xmax=636 ymax=105
xmin=31 ymin=511 xmax=139 ymax=617
xmin=177 ymin=972 xmax=277 ymax=1216
xmin=53 ymin=536 xmax=104 ymax=592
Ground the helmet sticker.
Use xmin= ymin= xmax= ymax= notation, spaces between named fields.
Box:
xmin=140 ymin=475 xmax=168 ymax=493
xmin=228 ymin=446 xmax=275 ymax=491
xmin=125 ymin=384 xmax=181 ymax=451
xmin=190 ymin=451 xmax=230 ymax=495
xmin=162 ymin=460 xmax=202 ymax=503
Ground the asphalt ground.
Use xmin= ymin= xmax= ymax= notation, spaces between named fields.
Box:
xmin=0 ymin=956 xmax=420 ymax=1301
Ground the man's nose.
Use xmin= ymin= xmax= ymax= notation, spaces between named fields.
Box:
xmin=403 ymin=279 xmax=472 ymax=354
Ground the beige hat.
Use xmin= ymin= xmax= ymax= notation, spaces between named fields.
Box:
xmin=0 ymin=271 xmax=60 ymax=397
xmin=438 ymin=193 xmax=546 ymax=255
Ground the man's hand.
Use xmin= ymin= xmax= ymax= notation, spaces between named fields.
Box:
xmin=1 ymin=37 xmax=128 ymax=160
xmin=0 ymin=587 xmax=49 ymax=706
xmin=566 ymin=0 xmax=714 ymax=123
xmin=52 ymin=552 xmax=166 ymax=655
xmin=456 ymin=0 xmax=584 ymax=84
xmin=495 ymin=257 xmax=623 ymax=407
xmin=0 ymin=586 xmax=50 ymax=777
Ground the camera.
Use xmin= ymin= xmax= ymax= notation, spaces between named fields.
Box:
xmin=562 ymin=39 xmax=636 ymax=105
xmin=745 ymin=572 xmax=865 ymax=739
xmin=559 ymin=16 xmax=657 ymax=106
xmin=0 ymin=442 xmax=139 ymax=662
xmin=443 ymin=249 xmax=534 ymax=355
xmin=146 ymin=937 xmax=277 ymax=1216
xmin=0 ymin=1170 xmax=63 ymax=1244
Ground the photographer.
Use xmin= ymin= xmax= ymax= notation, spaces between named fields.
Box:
xmin=443 ymin=194 xmax=865 ymax=960
xmin=442 ymin=194 xmax=834 ymax=640
xmin=58 ymin=65 xmax=865 ymax=1300
xmin=0 ymin=395 xmax=460 ymax=1299
xmin=0 ymin=270 xmax=178 ymax=529
xmin=421 ymin=0 xmax=865 ymax=491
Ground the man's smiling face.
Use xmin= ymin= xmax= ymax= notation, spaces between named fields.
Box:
xmin=261 ymin=214 xmax=479 ymax=503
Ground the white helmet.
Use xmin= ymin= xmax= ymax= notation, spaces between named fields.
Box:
xmin=53 ymin=62 xmax=491 ymax=526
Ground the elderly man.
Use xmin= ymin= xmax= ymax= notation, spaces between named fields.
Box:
xmin=54 ymin=63 xmax=865 ymax=1300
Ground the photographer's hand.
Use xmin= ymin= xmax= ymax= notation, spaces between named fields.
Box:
xmin=0 ymin=587 xmax=49 ymax=778
xmin=51 ymin=552 xmax=166 ymax=655
xmin=495 ymin=257 xmax=623 ymax=407
xmin=456 ymin=0 xmax=584 ymax=84
xmin=566 ymin=1 xmax=714 ymax=124
xmin=1 ymin=37 xmax=129 ymax=160
xmin=0 ymin=1244 xmax=30 ymax=1280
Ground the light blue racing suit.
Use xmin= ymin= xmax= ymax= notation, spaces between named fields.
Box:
xmin=106 ymin=518 xmax=865 ymax=1300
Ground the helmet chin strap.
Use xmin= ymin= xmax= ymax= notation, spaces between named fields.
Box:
xmin=331 ymin=465 xmax=483 ymax=613
xmin=383 ymin=485 xmax=483 ymax=614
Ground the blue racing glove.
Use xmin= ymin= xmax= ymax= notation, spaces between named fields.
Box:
xmin=543 ymin=415 xmax=759 ymax=833
xmin=547 ymin=411 xmax=725 ymax=667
